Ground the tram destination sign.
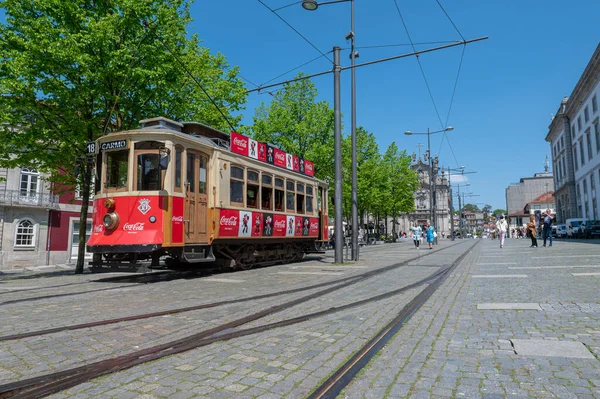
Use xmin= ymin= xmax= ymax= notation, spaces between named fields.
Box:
xmin=86 ymin=139 xmax=128 ymax=154
xmin=230 ymin=132 xmax=314 ymax=177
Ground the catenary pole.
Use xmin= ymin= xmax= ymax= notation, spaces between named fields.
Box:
xmin=333 ymin=46 xmax=343 ymax=263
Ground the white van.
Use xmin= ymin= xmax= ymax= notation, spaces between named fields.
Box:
xmin=566 ymin=218 xmax=587 ymax=238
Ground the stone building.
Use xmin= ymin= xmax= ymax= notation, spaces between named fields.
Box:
xmin=505 ymin=170 xmax=554 ymax=232
xmin=546 ymin=43 xmax=600 ymax=223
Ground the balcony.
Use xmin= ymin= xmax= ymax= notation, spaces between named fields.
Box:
xmin=0 ymin=190 xmax=59 ymax=209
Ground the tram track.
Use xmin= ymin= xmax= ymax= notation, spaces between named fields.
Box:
xmin=0 ymin=240 xmax=465 ymax=342
xmin=0 ymin=241 xmax=476 ymax=399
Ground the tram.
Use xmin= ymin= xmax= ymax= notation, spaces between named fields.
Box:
xmin=86 ymin=117 xmax=329 ymax=271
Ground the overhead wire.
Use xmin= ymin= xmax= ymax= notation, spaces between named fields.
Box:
xmin=259 ymin=52 xmax=330 ymax=87
xmin=355 ymin=40 xmax=458 ymax=50
xmin=256 ymin=0 xmax=334 ymax=64
xmin=434 ymin=0 xmax=465 ymax=41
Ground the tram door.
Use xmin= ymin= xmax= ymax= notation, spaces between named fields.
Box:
xmin=184 ymin=150 xmax=208 ymax=243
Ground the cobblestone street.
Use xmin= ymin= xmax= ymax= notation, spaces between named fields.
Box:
xmin=1 ymin=238 xmax=599 ymax=398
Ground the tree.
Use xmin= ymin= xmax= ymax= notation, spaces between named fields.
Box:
xmin=0 ymin=0 xmax=247 ymax=273
xmin=462 ymin=203 xmax=480 ymax=213
xmin=250 ymin=74 xmax=335 ymax=183
xmin=493 ymin=208 xmax=507 ymax=216
xmin=482 ymin=204 xmax=492 ymax=222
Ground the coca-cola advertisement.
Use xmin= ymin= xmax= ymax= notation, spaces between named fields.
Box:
xmin=252 ymin=212 xmax=263 ymax=237
xmin=171 ymin=197 xmax=183 ymax=243
xmin=299 ymin=158 xmax=305 ymax=174
xmin=266 ymin=144 xmax=275 ymax=165
xmin=310 ymin=217 xmax=320 ymax=237
xmin=304 ymin=160 xmax=315 ymax=177
xmin=286 ymin=215 xmax=295 ymax=237
xmin=219 ymin=209 xmax=239 ymax=237
xmin=274 ymin=148 xmax=286 ymax=168
xmin=273 ymin=214 xmax=287 ymax=237
xmin=262 ymin=213 xmax=273 ymax=237
xmin=295 ymin=216 xmax=303 ymax=236
xmin=293 ymin=155 xmax=300 ymax=173
xmin=230 ymin=132 xmax=249 ymax=156
xmin=286 ymin=153 xmax=293 ymax=170
xmin=248 ymin=138 xmax=258 ymax=160
xmin=258 ymin=142 xmax=267 ymax=162
xmin=238 ymin=210 xmax=252 ymax=237
xmin=123 ymin=222 xmax=145 ymax=232
xmin=302 ymin=217 xmax=310 ymax=236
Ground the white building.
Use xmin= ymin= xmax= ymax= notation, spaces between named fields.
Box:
xmin=546 ymin=43 xmax=600 ymax=222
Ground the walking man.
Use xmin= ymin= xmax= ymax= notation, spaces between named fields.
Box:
xmin=542 ymin=209 xmax=553 ymax=247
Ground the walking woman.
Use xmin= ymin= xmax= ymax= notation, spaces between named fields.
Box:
xmin=526 ymin=214 xmax=538 ymax=248
xmin=496 ymin=214 xmax=508 ymax=248
xmin=411 ymin=222 xmax=422 ymax=249
xmin=425 ymin=222 xmax=436 ymax=249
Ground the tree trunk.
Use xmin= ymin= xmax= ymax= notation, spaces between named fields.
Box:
xmin=75 ymin=160 xmax=92 ymax=274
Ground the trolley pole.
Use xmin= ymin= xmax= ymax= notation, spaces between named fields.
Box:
xmin=333 ymin=46 xmax=343 ymax=263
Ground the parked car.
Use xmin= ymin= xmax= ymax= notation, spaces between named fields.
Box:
xmin=554 ymin=224 xmax=567 ymax=238
xmin=566 ymin=218 xmax=587 ymax=238
xmin=582 ymin=220 xmax=600 ymax=239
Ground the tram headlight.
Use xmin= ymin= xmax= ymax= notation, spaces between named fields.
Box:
xmin=102 ymin=212 xmax=119 ymax=230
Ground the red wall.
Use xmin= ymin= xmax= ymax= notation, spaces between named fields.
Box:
xmin=48 ymin=210 xmax=81 ymax=251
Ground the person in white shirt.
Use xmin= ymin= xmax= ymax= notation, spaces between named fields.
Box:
xmin=496 ymin=214 xmax=508 ymax=248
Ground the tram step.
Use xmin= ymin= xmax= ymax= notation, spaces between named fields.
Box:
xmin=182 ymin=246 xmax=216 ymax=263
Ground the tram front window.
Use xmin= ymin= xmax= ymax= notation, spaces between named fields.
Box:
xmin=105 ymin=150 xmax=128 ymax=191
xmin=137 ymin=153 xmax=162 ymax=191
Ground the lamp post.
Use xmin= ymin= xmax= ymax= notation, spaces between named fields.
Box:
xmin=453 ymin=183 xmax=470 ymax=238
xmin=405 ymin=126 xmax=453 ymax=237
xmin=303 ymin=0 xmax=358 ymax=260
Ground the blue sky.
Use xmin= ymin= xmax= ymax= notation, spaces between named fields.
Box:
xmin=192 ymin=0 xmax=600 ymax=211
xmin=2 ymin=2 xmax=599 ymax=211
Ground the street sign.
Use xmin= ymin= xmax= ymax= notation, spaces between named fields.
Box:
xmin=100 ymin=140 xmax=127 ymax=151
xmin=86 ymin=142 xmax=97 ymax=155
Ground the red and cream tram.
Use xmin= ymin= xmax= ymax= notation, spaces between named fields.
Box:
xmin=86 ymin=117 xmax=329 ymax=270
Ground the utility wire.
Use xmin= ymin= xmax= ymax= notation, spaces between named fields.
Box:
xmin=142 ymin=20 xmax=237 ymax=132
xmin=355 ymin=40 xmax=458 ymax=50
xmin=273 ymin=0 xmax=302 ymax=11
xmin=434 ymin=0 xmax=465 ymax=42
xmin=256 ymin=0 xmax=334 ymax=64
xmin=260 ymin=52 xmax=330 ymax=86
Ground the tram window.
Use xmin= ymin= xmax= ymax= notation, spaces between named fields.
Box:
xmin=274 ymin=176 xmax=284 ymax=212
xmin=186 ymin=153 xmax=195 ymax=193
xmin=306 ymin=185 xmax=314 ymax=214
xmin=247 ymin=170 xmax=259 ymax=209
xmin=137 ymin=153 xmax=161 ymax=191
xmin=296 ymin=183 xmax=305 ymax=214
xmin=230 ymin=166 xmax=244 ymax=206
xmin=174 ymin=147 xmax=183 ymax=192
xmin=105 ymin=150 xmax=128 ymax=191
xmin=286 ymin=180 xmax=295 ymax=212
xmin=199 ymin=155 xmax=207 ymax=194
xmin=261 ymin=174 xmax=272 ymax=211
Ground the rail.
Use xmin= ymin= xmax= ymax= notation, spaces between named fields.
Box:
xmin=0 ymin=190 xmax=59 ymax=208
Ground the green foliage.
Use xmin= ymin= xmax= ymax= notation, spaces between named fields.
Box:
xmin=493 ymin=208 xmax=507 ymax=216
xmin=462 ymin=203 xmax=480 ymax=212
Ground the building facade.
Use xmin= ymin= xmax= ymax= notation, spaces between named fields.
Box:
xmin=546 ymin=43 xmax=600 ymax=223
xmin=505 ymin=171 xmax=554 ymax=232
xmin=0 ymin=166 xmax=91 ymax=271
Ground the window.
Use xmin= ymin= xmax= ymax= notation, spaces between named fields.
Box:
xmin=274 ymin=177 xmax=284 ymax=212
xmin=286 ymin=180 xmax=295 ymax=212
xmin=296 ymin=183 xmax=305 ymax=214
xmin=105 ymin=150 xmax=128 ymax=191
xmin=19 ymin=167 xmax=39 ymax=198
xmin=15 ymin=219 xmax=35 ymax=248
xmin=261 ymin=174 xmax=273 ymax=211
xmin=136 ymin=153 xmax=161 ymax=190
xmin=571 ymin=124 xmax=576 ymax=138
xmin=230 ymin=166 xmax=244 ymax=205
xmin=174 ymin=146 xmax=183 ymax=192
xmin=579 ymin=138 xmax=585 ymax=166
xmin=586 ymin=131 xmax=593 ymax=161
xmin=584 ymin=106 xmax=589 ymax=123
xmin=199 ymin=155 xmax=207 ymax=194
xmin=595 ymin=123 xmax=600 ymax=153
xmin=247 ymin=170 xmax=259 ymax=209
xmin=187 ymin=152 xmax=195 ymax=193
xmin=573 ymin=146 xmax=578 ymax=171
xmin=306 ymin=185 xmax=314 ymax=214
xmin=593 ymin=94 xmax=598 ymax=113
xmin=578 ymin=116 xmax=582 ymax=132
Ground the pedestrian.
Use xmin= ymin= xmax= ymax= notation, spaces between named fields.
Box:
xmin=410 ymin=222 xmax=422 ymax=249
xmin=542 ymin=209 xmax=553 ymax=247
xmin=526 ymin=214 xmax=538 ymax=248
xmin=358 ymin=227 xmax=364 ymax=244
xmin=496 ymin=214 xmax=508 ymax=248
xmin=425 ymin=222 xmax=436 ymax=249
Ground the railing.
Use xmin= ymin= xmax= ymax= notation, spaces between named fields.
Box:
xmin=0 ymin=190 xmax=59 ymax=208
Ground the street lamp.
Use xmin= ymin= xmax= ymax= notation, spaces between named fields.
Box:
xmin=303 ymin=0 xmax=359 ymax=261
xmin=404 ymin=126 xmax=453 ymax=238
xmin=453 ymin=183 xmax=470 ymax=238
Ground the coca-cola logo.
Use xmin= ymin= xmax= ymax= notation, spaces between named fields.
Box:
xmin=93 ymin=225 xmax=103 ymax=233
xmin=220 ymin=216 xmax=238 ymax=226
xmin=123 ymin=222 xmax=145 ymax=231
xmin=172 ymin=216 xmax=183 ymax=222
xmin=306 ymin=163 xmax=314 ymax=172
xmin=274 ymin=220 xmax=286 ymax=228
xmin=233 ymin=137 xmax=247 ymax=148
xmin=275 ymin=152 xmax=285 ymax=161
xmin=310 ymin=222 xmax=319 ymax=229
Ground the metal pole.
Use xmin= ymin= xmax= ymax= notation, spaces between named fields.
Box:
xmin=449 ymin=167 xmax=454 ymax=241
xmin=333 ymin=46 xmax=343 ymax=263
xmin=350 ymin=0 xmax=358 ymax=260
xmin=457 ymin=185 xmax=462 ymax=237
xmin=428 ymin=129 xmax=433 ymax=226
